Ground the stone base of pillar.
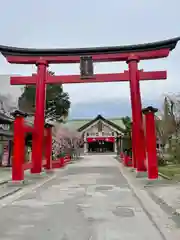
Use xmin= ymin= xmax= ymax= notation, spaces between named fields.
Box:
xmin=144 ymin=178 xmax=160 ymax=186
xmin=8 ymin=180 xmax=27 ymax=186
xmin=135 ymin=171 xmax=147 ymax=178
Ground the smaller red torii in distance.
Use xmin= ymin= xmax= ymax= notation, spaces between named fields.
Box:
xmin=10 ymin=70 xmax=166 ymax=85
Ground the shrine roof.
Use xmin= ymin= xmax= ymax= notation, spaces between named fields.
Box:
xmin=0 ymin=129 xmax=13 ymax=137
xmin=0 ymin=37 xmax=179 ymax=57
xmin=67 ymin=115 xmax=125 ymax=132
xmin=0 ymin=112 xmax=13 ymax=124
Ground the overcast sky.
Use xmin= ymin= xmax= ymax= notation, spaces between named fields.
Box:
xmin=0 ymin=0 xmax=179 ymax=104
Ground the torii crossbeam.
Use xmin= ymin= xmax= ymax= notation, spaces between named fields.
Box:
xmin=10 ymin=70 xmax=166 ymax=85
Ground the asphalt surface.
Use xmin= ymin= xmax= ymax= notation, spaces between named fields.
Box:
xmin=0 ymin=155 xmax=164 ymax=240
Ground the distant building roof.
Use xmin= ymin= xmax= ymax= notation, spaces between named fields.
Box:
xmin=65 ymin=115 xmax=125 ymax=132
xmin=0 ymin=112 xmax=13 ymax=124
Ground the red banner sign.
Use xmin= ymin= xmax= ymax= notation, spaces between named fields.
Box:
xmin=87 ymin=137 xmax=115 ymax=143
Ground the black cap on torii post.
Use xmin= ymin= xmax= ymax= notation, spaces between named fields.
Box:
xmin=11 ymin=109 xmax=28 ymax=118
xmin=142 ymin=106 xmax=158 ymax=114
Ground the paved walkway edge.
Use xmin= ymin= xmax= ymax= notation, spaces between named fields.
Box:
xmin=0 ymin=180 xmax=9 ymax=185
xmin=158 ymin=172 xmax=172 ymax=180
xmin=0 ymin=171 xmax=57 ymax=208
xmin=118 ymin=162 xmax=179 ymax=240
xmin=0 ymin=187 xmax=21 ymax=200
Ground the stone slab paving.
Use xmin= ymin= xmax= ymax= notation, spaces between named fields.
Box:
xmin=117 ymin=156 xmax=180 ymax=218
xmin=118 ymin=161 xmax=180 ymax=240
xmin=0 ymin=154 xmax=169 ymax=240
xmin=0 ymin=168 xmax=36 ymax=184
xmin=146 ymin=184 xmax=180 ymax=219
xmin=0 ymin=168 xmax=53 ymax=200
xmin=0 ymin=168 xmax=11 ymax=184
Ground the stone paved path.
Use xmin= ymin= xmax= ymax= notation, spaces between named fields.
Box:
xmin=0 ymin=167 xmax=11 ymax=184
xmin=0 ymin=155 xmax=166 ymax=239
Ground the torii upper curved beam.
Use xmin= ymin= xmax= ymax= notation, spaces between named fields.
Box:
xmin=0 ymin=37 xmax=179 ymax=64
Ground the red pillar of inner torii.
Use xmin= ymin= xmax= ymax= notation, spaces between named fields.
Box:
xmin=0 ymin=37 xmax=179 ymax=176
xmin=142 ymin=106 xmax=159 ymax=179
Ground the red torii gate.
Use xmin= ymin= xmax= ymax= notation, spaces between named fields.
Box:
xmin=0 ymin=37 xmax=179 ymax=176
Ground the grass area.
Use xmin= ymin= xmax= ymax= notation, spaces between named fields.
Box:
xmin=159 ymin=164 xmax=180 ymax=180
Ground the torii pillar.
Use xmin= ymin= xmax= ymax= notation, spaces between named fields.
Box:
xmin=31 ymin=60 xmax=48 ymax=174
xmin=127 ymin=55 xmax=146 ymax=174
xmin=142 ymin=106 xmax=158 ymax=179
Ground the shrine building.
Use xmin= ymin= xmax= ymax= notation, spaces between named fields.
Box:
xmin=68 ymin=114 xmax=126 ymax=153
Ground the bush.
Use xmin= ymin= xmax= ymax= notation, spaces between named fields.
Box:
xmin=159 ymin=165 xmax=180 ymax=179
xmin=157 ymin=155 xmax=167 ymax=166
xmin=56 ymin=152 xmax=66 ymax=158
xmin=167 ymin=143 xmax=180 ymax=164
